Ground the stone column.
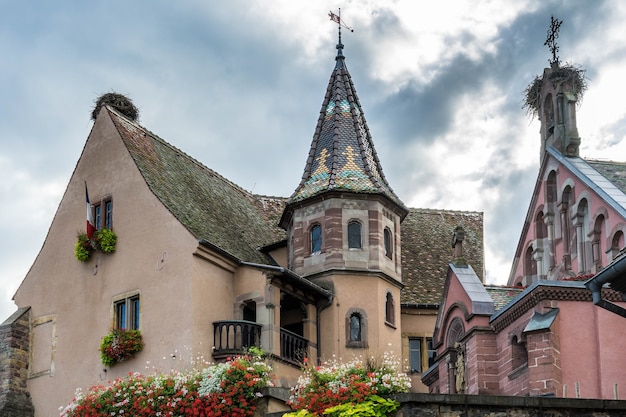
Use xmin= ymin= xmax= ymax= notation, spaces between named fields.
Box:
xmin=544 ymin=212 xmax=556 ymax=270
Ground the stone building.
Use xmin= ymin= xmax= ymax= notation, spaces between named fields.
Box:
xmin=0 ymin=33 xmax=483 ymax=416
xmin=423 ymin=55 xmax=626 ymax=399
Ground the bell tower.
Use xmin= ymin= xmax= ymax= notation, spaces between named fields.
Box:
xmin=537 ymin=16 xmax=583 ymax=159
xmin=279 ymin=16 xmax=407 ymax=361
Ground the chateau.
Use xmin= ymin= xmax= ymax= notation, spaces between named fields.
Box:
xmin=0 ymin=32 xmax=482 ymax=416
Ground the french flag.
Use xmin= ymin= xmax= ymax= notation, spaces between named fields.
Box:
xmin=85 ymin=182 xmax=96 ymax=240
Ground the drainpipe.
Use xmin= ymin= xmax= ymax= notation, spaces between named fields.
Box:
xmin=316 ymin=295 xmax=333 ymax=366
xmin=585 ymin=255 xmax=626 ymax=319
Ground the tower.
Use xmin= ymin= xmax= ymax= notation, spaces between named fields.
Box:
xmin=279 ymin=25 xmax=408 ymax=361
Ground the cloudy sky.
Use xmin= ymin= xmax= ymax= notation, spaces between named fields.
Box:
xmin=2 ymin=1 xmax=626 ymax=319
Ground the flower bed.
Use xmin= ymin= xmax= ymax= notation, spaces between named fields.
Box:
xmin=60 ymin=349 xmax=273 ymax=417
xmin=285 ymin=352 xmax=411 ymax=417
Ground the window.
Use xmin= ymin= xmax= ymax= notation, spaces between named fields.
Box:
xmin=385 ymin=292 xmax=395 ymax=325
xmin=94 ymin=198 xmax=113 ymax=229
xmin=384 ymin=228 xmax=393 ymax=259
xmin=115 ymin=294 xmax=140 ymax=330
xmin=348 ymin=220 xmax=362 ymax=249
xmin=409 ymin=337 xmax=436 ymax=373
xmin=346 ymin=309 xmax=368 ymax=348
xmin=349 ymin=313 xmax=361 ymax=342
xmin=511 ymin=336 xmax=527 ymax=371
xmin=310 ymin=224 xmax=322 ymax=253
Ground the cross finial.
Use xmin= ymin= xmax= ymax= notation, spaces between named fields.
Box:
xmin=544 ymin=15 xmax=563 ymax=67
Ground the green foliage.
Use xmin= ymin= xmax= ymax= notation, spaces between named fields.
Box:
xmin=99 ymin=328 xmax=144 ymax=366
xmin=323 ymin=395 xmax=400 ymax=417
xmin=74 ymin=233 xmax=92 ymax=262
xmin=287 ymin=352 xmax=410 ymax=416
xmin=95 ymin=228 xmax=117 ymax=253
xmin=74 ymin=228 xmax=118 ymax=262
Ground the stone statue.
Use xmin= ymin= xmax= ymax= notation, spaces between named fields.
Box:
xmin=454 ymin=342 xmax=465 ymax=393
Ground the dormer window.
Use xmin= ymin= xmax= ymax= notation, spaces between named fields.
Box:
xmin=384 ymin=228 xmax=393 ymax=259
xmin=310 ymin=224 xmax=322 ymax=254
xmin=348 ymin=220 xmax=362 ymax=249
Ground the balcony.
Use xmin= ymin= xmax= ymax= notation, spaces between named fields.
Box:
xmin=213 ymin=320 xmax=262 ymax=360
xmin=280 ymin=328 xmax=308 ymax=364
xmin=212 ymin=320 xmax=308 ymax=364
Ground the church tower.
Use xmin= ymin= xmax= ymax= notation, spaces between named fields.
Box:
xmin=536 ymin=17 xmax=583 ymax=160
xmin=280 ymin=24 xmax=408 ymax=361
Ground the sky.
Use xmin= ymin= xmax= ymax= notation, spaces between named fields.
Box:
xmin=2 ymin=1 xmax=626 ymax=320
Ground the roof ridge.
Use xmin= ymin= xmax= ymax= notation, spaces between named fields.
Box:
xmin=106 ymin=106 xmax=255 ymax=198
xmin=409 ymin=207 xmax=483 ymax=215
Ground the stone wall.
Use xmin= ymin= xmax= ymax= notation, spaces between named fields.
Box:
xmin=258 ymin=389 xmax=626 ymax=417
xmin=393 ymin=393 xmax=626 ymax=417
xmin=0 ymin=307 xmax=34 ymax=417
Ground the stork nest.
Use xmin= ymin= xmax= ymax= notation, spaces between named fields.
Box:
xmin=91 ymin=93 xmax=139 ymax=121
xmin=523 ymin=63 xmax=587 ymax=119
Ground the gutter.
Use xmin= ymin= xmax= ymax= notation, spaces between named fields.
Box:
xmin=585 ymin=254 xmax=626 ymax=319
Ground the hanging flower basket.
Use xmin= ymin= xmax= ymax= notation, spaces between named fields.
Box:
xmin=99 ymin=328 xmax=144 ymax=366
xmin=74 ymin=233 xmax=94 ymax=262
xmin=74 ymin=228 xmax=118 ymax=262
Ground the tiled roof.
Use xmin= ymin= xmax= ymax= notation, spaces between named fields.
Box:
xmin=107 ymin=107 xmax=287 ymax=264
xmin=586 ymin=159 xmax=626 ymax=194
xmin=401 ymin=208 xmax=484 ymax=304
xmin=106 ymin=107 xmax=483 ymax=305
xmin=288 ymin=40 xmax=404 ymax=209
xmin=485 ymin=286 xmax=525 ymax=312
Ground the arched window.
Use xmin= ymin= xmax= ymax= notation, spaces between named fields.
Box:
xmin=384 ymin=228 xmax=393 ymax=259
xmin=348 ymin=220 xmax=362 ymax=249
xmin=310 ymin=224 xmax=322 ymax=254
xmin=577 ymin=199 xmax=590 ymax=273
xmin=524 ymin=246 xmax=536 ymax=279
xmin=535 ymin=211 xmax=547 ymax=239
xmin=511 ymin=335 xmax=527 ymax=371
xmin=592 ymin=215 xmax=605 ymax=271
xmin=611 ymin=231 xmax=625 ymax=259
xmin=346 ymin=309 xmax=368 ymax=348
xmin=349 ymin=313 xmax=362 ymax=341
xmin=385 ymin=292 xmax=395 ymax=325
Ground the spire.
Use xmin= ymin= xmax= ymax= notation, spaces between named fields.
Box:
xmin=335 ymin=13 xmax=345 ymax=69
xmin=287 ymin=28 xmax=404 ymax=210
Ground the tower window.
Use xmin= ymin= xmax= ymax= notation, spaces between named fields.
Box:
xmin=345 ymin=309 xmax=368 ymax=348
xmin=385 ymin=292 xmax=395 ymax=325
xmin=348 ymin=220 xmax=362 ymax=249
xmin=384 ymin=228 xmax=393 ymax=259
xmin=349 ymin=313 xmax=361 ymax=341
xmin=310 ymin=224 xmax=322 ymax=254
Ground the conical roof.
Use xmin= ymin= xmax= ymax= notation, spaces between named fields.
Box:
xmin=287 ymin=34 xmax=405 ymax=210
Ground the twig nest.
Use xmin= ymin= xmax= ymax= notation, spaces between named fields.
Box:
xmin=92 ymin=92 xmax=139 ymax=121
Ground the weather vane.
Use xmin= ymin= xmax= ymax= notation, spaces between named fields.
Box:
xmin=544 ymin=15 xmax=563 ymax=66
xmin=329 ymin=9 xmax=354 ymax=32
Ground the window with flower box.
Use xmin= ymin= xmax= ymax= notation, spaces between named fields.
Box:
xmin=114 ymin=294 xmax=140 ymax=330
xmin=94 ymin=198 xmax=113 ymax=230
